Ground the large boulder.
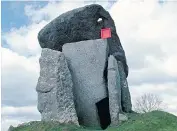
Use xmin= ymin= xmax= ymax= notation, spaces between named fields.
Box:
xmin=38 ymin=4 xmax=128 ymax=77
xmin=36 ymin=48 xmax=79 ymax=125
xmin=62 ymin=39 xmax=109 ymax=129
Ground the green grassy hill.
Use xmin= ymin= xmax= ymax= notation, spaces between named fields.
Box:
xmin=9 ymin=111 xmax=177 ymax=131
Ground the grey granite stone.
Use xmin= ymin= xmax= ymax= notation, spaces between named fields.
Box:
xmin=63 ymin=39 xmax=108 ymax=128
xmin=117 ymin=61 xmax=132 ymax=113
xmin=107 ymin=55 xmax=121 ymax=126
xmin=119 ymin=113 xmax=128 ymax=122
xmin=38 ymin=4 xmax=128 ymax=77
xmin=36 ymin=48 xmax=79 ymax=125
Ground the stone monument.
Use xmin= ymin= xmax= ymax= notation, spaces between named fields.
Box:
xmin=36 ymin=4 xmax=132 ymax=130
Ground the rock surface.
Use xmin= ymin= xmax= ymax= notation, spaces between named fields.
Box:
xmin=107 ymin=55 xmax=121 ymax=126
xmin=38 ymin=4 xmax=128 ymax=77
xmin=63 ymin=39 xmax=108 ymax=128
xmin=119 ymin=113 xmax=128 ymax=123
xmin=36 ymin=48 xmax=79 ymax=125
xmin=117 ymin=61 xmax=132 ymax=113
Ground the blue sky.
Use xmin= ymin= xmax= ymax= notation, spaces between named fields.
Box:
xmin=1 ymin=0 xmax=116 ymax=49
xmin=1 ymin=0 xmax=165 ymax=32
xmin=1 ymin=0 xmax=117 ymax=32
xmin=1 ymin=0 xmax=164 ymax=32
xmin=1 ymin=1 xmax=48 ymax=32
xmin=1 ymin=1 xmax=48 ymax=50
xmin=1 ymin=1 xmax=177 ymax=131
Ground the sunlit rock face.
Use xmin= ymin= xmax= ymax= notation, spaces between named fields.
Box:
xmin=63 ymin=39 xmax=109 ymax=128
xmin=36 ymin=48 xmax=79 ymax=125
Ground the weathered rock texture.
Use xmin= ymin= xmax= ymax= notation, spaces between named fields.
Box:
xmin=119 ymin=113 xmax=128 ymax=123
xmin=63 ymin=39 xmax=108 ymax=128
xmin=36 ymin=48 xmax=79 ymax=125
xmin=38 ymin=4 xmax=128 ymax=77
xmin=117 ymin=61 xmax=132 ymax=113
xmin=36 ymin=4 xmax=133 ymax=129
xmin=108 ymin=55 xmax=121 ymax=126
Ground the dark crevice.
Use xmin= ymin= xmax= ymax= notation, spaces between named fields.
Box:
xmin=96 ymin=97 xmax=111 ymax=130
xmin=103 ymin=59 xmax=108 ymax=85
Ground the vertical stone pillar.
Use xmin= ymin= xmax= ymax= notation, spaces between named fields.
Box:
xmin=36 ymin=48 xmax=79 ymax=125
xmin=118 ymin=61 xmax=132 ymax=113
xmin=108 ymin=55 xmax=121 ymax=126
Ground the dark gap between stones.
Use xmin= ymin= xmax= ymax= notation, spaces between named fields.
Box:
xmin=96 ymin=97 xmax=111 ymax=130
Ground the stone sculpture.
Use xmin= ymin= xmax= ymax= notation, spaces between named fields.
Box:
xmin=36 ymin=4 xmax=132 ymax=130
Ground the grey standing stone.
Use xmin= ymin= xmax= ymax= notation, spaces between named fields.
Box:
xmin=118 ymin=61 xmax=132 ymax=113
xmin=38 ymin=4 xmax=128 ymax=77
xmin=36 ymin=48 xmax=79 ymax=125
xmin=107 ymin=55 xmax=121 ymax=126
xmin=63 ymin=39 xmax=108 ymax=128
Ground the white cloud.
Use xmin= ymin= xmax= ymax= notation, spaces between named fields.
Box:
xmin=1 ymin=47 xmax=40 ymax=130
xmin=2 ymin=22 xmax=45 ymax=56
xmin=130 ymin=82 xmax=177 ymax=115
xmin=24 ymin=1 xmax=85 ymax=23
xmin=2 ymin=1 xmax=93 ymax=57
xmin=110 ymin=0 xmax=177 ymax=70
xmin=1 ymin=48 xmax=40 ymax=107
xmin=24 ymin=0 xmax=113 ymax=24
xmin=1 ymin=106 xmax=40 ymax=118
xmin=110 ymin=0 xmax=177 ymax=115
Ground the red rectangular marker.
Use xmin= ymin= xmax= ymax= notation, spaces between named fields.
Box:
xmin=101 ymin=28 xmax=111 ymax=39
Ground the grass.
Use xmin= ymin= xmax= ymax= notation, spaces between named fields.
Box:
xmin=115 ymin=111 xmax=177 ymax=131
xmin=9 ymin=111 xmax=177 ymax=131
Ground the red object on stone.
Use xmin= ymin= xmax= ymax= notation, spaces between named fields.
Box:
xmin=101 ymin=28 xmax=111 ymax=39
